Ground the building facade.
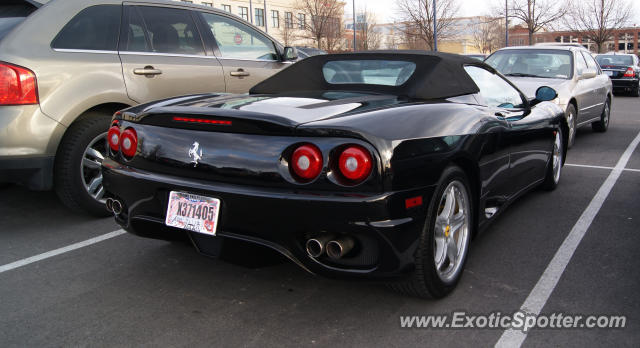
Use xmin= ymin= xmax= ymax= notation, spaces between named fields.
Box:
xmin=176 ymin=0 xmax=316 ymax=46
xmin=508 ymin=25 xmax=640 ymax=55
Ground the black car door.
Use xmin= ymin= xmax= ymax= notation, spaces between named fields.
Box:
xmin=464 ymin=65 xmax=553 ymax=200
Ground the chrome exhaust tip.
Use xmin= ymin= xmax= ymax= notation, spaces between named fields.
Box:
xmin=111 ymin=199 xmax=123 ymax=215
xmin=105 ymin=198 xmax=114 ymax=212
xmin=305 ymin=234 xmax=334 ymax=258
xmin=326 ymin=237 xmax=355 ymax=260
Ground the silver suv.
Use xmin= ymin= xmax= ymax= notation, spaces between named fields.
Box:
xmin=0 ymin=0 xmax=295 ymax=215
xmin=485 ymin=45 xmax=613 ymax=148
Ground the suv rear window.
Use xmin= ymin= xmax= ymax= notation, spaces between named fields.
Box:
xmin=51 ymin=5 xmax=121 ymax=51
xmin=0 ymin=17 xmax=25 ymax=40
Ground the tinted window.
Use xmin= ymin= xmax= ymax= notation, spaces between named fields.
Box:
xmin=485 ymin=49 xmax=573 ymax=79
xmin=0 ymin=17 xmax=24 ymax=40
xmin=123 ymin=7 xmax=149 ymax=52
xmin=464 ymin=66 xmax=525 ymax=109
xmin=136 ymin=6 xmax=205 ymax=55
xmin=52 ymin=5 xmax=121 ymax=51
xmin=596 ymin=55 xmax=634 ymax=66
xmin=201 ymin=12 xmax=277 ymax=60
xmin=322 ymin=60 xmax=416 ymax=86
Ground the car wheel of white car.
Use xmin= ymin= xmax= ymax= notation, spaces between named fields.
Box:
xmin=592 ymin=99 xmax=610 ymax=133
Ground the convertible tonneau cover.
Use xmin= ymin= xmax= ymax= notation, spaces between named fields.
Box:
xmin=250 ymin=51 xmax=482 ymax=100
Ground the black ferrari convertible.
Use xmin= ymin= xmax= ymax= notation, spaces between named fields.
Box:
xmin=102 ymin=51 xmax=567 ymax=298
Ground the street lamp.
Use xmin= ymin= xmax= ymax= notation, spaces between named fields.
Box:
xmin=353 ymin=0 xmax=356 ymax=51
xmin=433 ymin=0 xmax=437 ymax=51
xmin=505 ymin=0 xmax=509 ymax=47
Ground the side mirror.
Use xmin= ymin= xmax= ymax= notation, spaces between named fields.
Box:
xmin=579 ymin=68 xmax=597 ymax=79
xmin=283 ymin=46 xmax=298 ymax=61
xmin=529 ymin=86 xmax=558 ymax=107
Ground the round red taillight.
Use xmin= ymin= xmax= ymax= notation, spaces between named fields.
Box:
xmin=338 ymin=145 xmax=372 ymax=182
xmin=120 ymin=127 xmax=138 ymax=158
xmin=291 ymin=144 xmax=323 ymax=180
xmin=107 ymin=125 xmax=120 ymax=152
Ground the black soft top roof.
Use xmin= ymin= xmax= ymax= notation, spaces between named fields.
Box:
xmin=250 ymin=51 xmax=482 ymax=100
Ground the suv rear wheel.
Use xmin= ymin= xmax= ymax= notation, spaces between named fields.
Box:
xmin=55 ymin=113 xmax=111 ymax=216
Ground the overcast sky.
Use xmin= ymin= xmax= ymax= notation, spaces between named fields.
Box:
xmin=350 ymin=0 xmax=639 ymax=26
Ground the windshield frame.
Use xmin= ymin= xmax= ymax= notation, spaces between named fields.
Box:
xmin=485 ymin=49 xmax=575 ymax=80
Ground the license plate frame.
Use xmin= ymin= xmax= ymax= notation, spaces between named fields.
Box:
xmin=165 ymin=191 xmax=221 ymax=236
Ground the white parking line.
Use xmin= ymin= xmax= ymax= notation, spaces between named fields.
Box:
xmin=0 ymin=229 xmax=126 ymax=274
xmin=566 ymin=163 xmax=640 ymax=172
xmin=496 ymin=130 xmax=640 ymax=348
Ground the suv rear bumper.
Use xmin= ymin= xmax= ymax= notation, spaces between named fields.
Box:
xmin=0 ymin=156 xmax=54 ymax=189
xmin=0 ymin=105 xmax=66 ymax=189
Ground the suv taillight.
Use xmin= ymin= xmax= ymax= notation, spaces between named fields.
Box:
xmin=0 ymin=63 xmax=38 ymax=105
xmin=623 ymin=68 xmax=635 ymax=78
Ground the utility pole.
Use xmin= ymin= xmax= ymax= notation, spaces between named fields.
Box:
xmin=505 ymin=0 xmax=509 ymax=47
xmin=249 ymin=0 xmax=253 ymax=24
xmin=433 ymin=0 xmax=437 ymax=51
xmin=353 ymin=0 xmax=356 ymax=51
xmin=264 ymin=0 xmax=267 ymax=33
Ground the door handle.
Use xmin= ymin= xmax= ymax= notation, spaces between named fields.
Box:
xmin=230 ymin=69 xmax=250 ymax=77
xmin=133 ymin=66 xmax=162 ymax=76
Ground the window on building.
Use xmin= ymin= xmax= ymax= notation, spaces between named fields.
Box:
xmin=298 ymin=13 xmax=305 ymax=30
xmin=285 ymin=12 xmax=293 ymax=29
xmin=271 ymin=10 xmax=279 ymax=28
xmin=255 ymin=8 xmax=264 ymax=27
xmin=222 ymin=4 xmax=231 ymax=13
xmin=239 ymin=6 xmax=248 ymax=21
xmin=202 ymin=2 xmax=213 ymax=6
xmin=181 ymin=0 xmax=193 ymax=3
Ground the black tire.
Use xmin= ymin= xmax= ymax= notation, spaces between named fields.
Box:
xmin=566 ymin=104 xmax=577 ymax=148
xmin=388 ymin=165 xmax=473 ymax=299
xmin=632 ymin=85 xmax=640 ymax=97
xmin=542 ymin=127 xmax=564 ymax=191
xmin=591 ymin=99 xmax=610 ymax=132
xmin=54 ymin=113 xmax=111 ymax=216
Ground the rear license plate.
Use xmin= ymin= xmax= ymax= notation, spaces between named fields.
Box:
xmin=165 ymin=191 xmax=220 ymax=235
xmin=605 ymin=70 xmax=613 ymax=76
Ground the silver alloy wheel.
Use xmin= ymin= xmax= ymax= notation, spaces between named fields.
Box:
xmin=80 ymin=132 xmax=107 ymax=203
xmin=603 ymin=102 xmax=610 ymax=127
xmin=552 ymin=130 xmax=563 ymax=183
xmin=433 ymin=180 xmax=471 ymax=283
xmin=567 ymin=109 xmax=575 ymax=143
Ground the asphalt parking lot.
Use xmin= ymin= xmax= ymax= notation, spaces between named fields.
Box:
xmin=1 ymin=96 xmax=639 ymax=347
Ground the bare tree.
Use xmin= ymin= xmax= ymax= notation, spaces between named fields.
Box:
xmin=296 ymin=0 xmax=345 ymax=50
xmin=357 ymin=8 xmax=382 ymax=50
xmin=564 ymin=0 xmax=633 ymax=53
xmin=473 ymin=17 xmax=505 ymax=53
xmin=280 ymin=16 xmax=298 ymax=46
xmin=500 ymin=0 xmax=568 ymax=45
xmin=397 ymin=0 xmax=459 ymax=50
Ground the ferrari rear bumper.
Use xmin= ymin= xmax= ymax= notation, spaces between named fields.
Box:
xmin=102 ymin=158 xmax=435 ymax=279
